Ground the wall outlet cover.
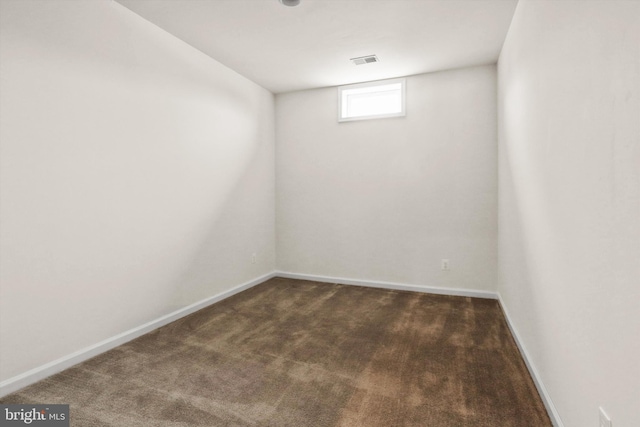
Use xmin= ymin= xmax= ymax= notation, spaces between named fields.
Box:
xmin=599 ymin=407 xmax=612 ymax=427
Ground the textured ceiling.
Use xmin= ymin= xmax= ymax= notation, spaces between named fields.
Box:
xmin=115 ymin=0 xmax=518 ymax=93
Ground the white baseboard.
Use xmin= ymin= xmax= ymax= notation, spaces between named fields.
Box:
xmin=497 ymin=293 xmax=564 ymax=427
xmin=1 ymin=270 xmax=561 ymax=427
xmin=276 ymin=271 xmax=498 ymax=300
xmin=0 ymin=271 xmax=277 ymax=398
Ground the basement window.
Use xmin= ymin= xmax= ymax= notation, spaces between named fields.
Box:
xmin=338 ymin=78 xmax=405 ymax=122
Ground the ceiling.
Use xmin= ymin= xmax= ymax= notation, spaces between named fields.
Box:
xmin=115 ymin=0 xmax=518 ymax=94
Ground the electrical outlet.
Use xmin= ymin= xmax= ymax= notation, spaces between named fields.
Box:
xmin=251 ymin=253 xmax=257 ymax=264
xmin=441 ymin=259 xmax=450 ymax=271
xmin=599 ymin=407 xmax=612 ymax=427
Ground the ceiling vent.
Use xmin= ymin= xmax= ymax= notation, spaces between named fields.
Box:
xmin=350 ymin=55 xmax=379 ymax=65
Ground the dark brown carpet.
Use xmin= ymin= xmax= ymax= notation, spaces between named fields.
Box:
xmin=1 ymin=277 xmax=551 ymax=426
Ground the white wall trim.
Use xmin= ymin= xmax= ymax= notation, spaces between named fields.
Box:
xmin=497 ymin=293 xmax=564 ymax=427
xmin=1 ymin=270 xmax=561 ymax=427
xmin=276 ymin=271 xmax=498 ymax=300
xmin=0 ymin=271 xmax=277 ymax=398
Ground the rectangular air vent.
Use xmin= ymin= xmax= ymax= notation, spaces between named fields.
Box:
xmin=350 ymin=55 xmax=379 ymax=65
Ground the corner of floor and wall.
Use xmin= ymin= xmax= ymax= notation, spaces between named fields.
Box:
xmin=495 ymin=1 xmax=640 ymax=427
xmin=1 ymin=1 xmax=638 ymax=426
xmin=0 ymin=0 xmax=279 ymax=397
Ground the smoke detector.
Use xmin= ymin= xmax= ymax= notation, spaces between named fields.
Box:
xmin=350 ymin=55 xmax=380 ymax=65
xmin=279 ymin=0 xmax=300 ymax=6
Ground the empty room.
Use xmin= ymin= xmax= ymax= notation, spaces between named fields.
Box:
xmin=0 ymin=0 xmax=638 ymax=426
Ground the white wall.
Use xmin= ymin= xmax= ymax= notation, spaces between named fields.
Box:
xmin=0 ymin=0 xmax=275 ymax=384
xmin=498 ymin=1 xmax=640 ymax=426
xmin=276 ymin=66 xmax=497 ymax=291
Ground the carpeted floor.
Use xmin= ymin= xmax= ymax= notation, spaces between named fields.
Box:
xmin=1 ymin=277 xmax=552 ymax=426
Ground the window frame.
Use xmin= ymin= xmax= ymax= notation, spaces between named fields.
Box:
xmin=338 ymin=78 xmax=406 ymax=122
